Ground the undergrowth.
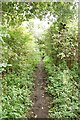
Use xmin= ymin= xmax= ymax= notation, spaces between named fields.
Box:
xmin=2 ymin=68 xmax=35 ymax=118
xmin=44 ymin=56 xmax=79 ymax=119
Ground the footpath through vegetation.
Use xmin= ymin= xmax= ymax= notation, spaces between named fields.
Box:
xmin=1 ymin=2 xmax=79 ymax=119
xmin=31 ymin=59 xmax=49 ymax=118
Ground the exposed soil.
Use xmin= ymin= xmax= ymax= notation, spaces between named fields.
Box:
xmin=31 ymin=59 xmax=49 ymax=118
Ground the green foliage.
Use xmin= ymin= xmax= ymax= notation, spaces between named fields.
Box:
xmin=2 ymin=72 xmax=33 ymax=118
xmin=43 ymin=18 xmax=78 ymax=68
xmin=0 ymin=63 xmax=12 ymax=73
xmin=1 ymin=2 xmax=79 ymax=119
xmin=1 ymin=24 xmax=40 ymax=118
xmin=2 ymin=2 xmax=75 ymax=26
xmin=44 ymin=57 xmax=79 ymax=119
xmin=1 ymin=25 xmax=40 ymax=73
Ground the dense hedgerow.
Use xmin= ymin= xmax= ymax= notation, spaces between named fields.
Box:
xmin=1 ymin=25 xmax=41 ymax=118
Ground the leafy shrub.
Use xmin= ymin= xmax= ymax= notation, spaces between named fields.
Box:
xmin=1 ymin=25 xmax=40 ymax=118
xmin=2 ymin=71 xmax=34 ymax=118
xmin=44 ymin=57 xmax=79 ymax=119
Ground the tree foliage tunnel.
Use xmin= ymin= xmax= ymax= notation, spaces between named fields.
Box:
xmin=1 ymin=1 xmax=79 ymax=119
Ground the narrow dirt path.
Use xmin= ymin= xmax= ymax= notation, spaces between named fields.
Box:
xmin=31 ymin=60 xmax=49 ymax=118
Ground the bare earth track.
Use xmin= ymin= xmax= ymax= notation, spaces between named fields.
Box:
xmin=31 ymin=60 xmax=49 ymax=118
